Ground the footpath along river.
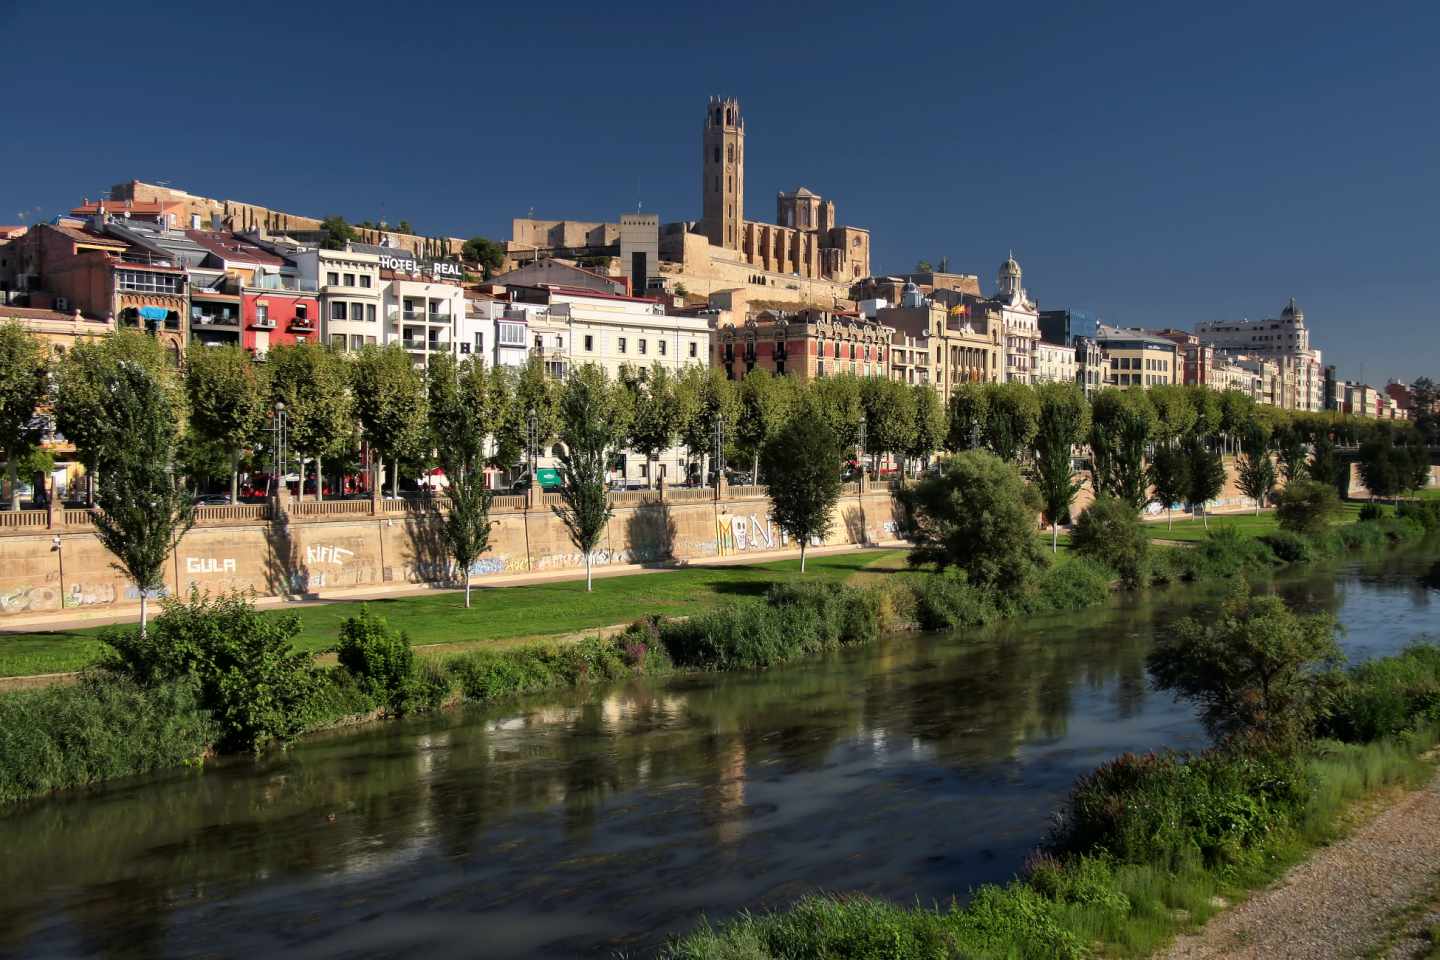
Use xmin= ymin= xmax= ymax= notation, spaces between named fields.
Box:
xmin=1 ymin=547 xmax=1437 ymax=959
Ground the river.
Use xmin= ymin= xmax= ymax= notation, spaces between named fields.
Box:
xmin=1 ymin=547 xmax=1436 ymax=959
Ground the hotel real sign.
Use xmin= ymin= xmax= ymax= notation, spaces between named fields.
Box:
xmin=378 ymin=253 xmax=464 ymax=281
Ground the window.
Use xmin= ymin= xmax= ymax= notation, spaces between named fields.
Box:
xmin=365 ymin=335 xmax=377 ymax=346
xmin=639 ymin=339 xmax=647 ymax=355
xmin=295 ymin=303 xmax=308 ymax=320
xmin=359 ymin=275 xmax=371 ymax=288
xmin=475 ymin=332 xmax=484 ymax=354
xmin=689 ymin=342 xmax=697 ymax=358
xmin=366 ymin=303 xmax=376 ymax=323
xmin=116 ymin=269 xmax=182 ymax=294
xmin=256 ymin=305 xmax=269 ymax=325
xmin=327 ymin=271 xmax=339 ymax=286
xmin=618 ymin=337 xmax=627 ymax=353
xmin=584 ymin=334 xmax=594 ymax=351
xmin=554 ymin=335 xmax=563 ymax=349
xmin=713 ymin=146 xmax=720 ymax=163
xmin=498 ymin=322 xmax=525 ymax=346
xmin=351 ymin=335 xmax=365 ymax=351
xmin=343 ymin=273 xmax=355 ymax=287
xmin=534 ymin=335 xmax=543 ymax=350
xmin=331 ymin=302 xmax=347 ymax=321
xmin=330 ymin=334 xmax=346 ymax=349
xmin=658 ymin=340 xmax=666 ymax=356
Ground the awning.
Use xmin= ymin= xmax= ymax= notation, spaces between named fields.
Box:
xmin=138 ymin=306 xmax=169 ymax=321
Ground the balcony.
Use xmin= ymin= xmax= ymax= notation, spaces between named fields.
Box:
xmin=191 ymin=312 xmax=240 ymax=328
xmin=398 ymin=309 xmax=451 ymax=324
xmin=402 ymin=338 xmax=450 ymax=352
xmin=290 ymin=317 xmax=315 ymax=331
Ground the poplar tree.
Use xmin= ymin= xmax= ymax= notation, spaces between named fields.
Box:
xmin=1032 ymin=381 xmax=1090 ymax=551
xmin=944 ymin=382 xmax=989 ymax=452
xmin=184 ymin=343 xmax=267 ymax=503
xmin=1236 ymin=421 xmax=1277 ymax=515
xmin=426 ymin=352 xmax=495 ymax=606
xmin=680 ymin=365 xmax=740 ymax=483
xmin=907 ymin=383 xmax=947 ymax=472
xmin=734 ymin=369 xmax=796 ymax=484
xmin=623 ymin=363 xmax=683 ymax=488
xmin=761 ymin=406 xmax=843 ymax=572
xmin=981 ymin=381 xmax=1040 ymax=463
xmin=861 ymin=376 xmax=917 ymax=476
xmin=555 ymin=366 xmax=625 ymax=591
xmin=92 ymin=362 xmax=194 ymax=636
xmin=1184 ymin=433 xmax=1227 ymax=529
xmin=0 ymin=323 xmax=48 ymax=510
xmin=1089 ymin=388 xmax=1156 ymax=513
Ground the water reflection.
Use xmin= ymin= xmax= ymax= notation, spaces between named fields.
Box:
xmin=1 ymin=547 xmax=1437 ymax=958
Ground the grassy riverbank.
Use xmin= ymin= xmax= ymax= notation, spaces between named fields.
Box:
xmin=0 ymin=550 xmax=906 ymax=678
xmin=660 ymin=640 xmax=1440 ymax=960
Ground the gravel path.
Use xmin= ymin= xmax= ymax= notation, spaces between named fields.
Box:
xmin=1160 ymin=771 xmax=1440 ymax=960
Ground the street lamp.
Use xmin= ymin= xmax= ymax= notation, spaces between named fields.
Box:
xmin=858 ymin=418 xmax=867 ymax=477
xmin=272 ymin=401 xmax=288 ymax=500
xmin=712 ymin=415 xmax=726 ymax=489
xmin=526 ymin=406 xmax=538 ymax=482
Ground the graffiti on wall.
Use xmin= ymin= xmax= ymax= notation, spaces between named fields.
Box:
xmin=716 ymin=513 xmax=811 ymax=554
xmin=0 ymin=585 xmax=60 ymax=613
xmin=185 ymin=557 xmax=237 ymax=574
xmin=306 ymin=545 xmax=354 ymax=565
xmin=66 ymin=583 xmax=116 ymax=607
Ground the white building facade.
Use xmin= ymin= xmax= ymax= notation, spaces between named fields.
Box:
xmin=993 ymin=255 xmax=1041 ymax=383
xmin=1194 ymin=299 xmax=1325 ymax=411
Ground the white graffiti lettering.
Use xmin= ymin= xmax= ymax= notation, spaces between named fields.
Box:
xmin=185 ymin=557 xmax=237 ymax=574
xmin=305 ymin=545 xmax=354 ymax=565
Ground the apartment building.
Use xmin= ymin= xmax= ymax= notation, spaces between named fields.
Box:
xmin=1095 ymin=325 xmax=1178 ymax=387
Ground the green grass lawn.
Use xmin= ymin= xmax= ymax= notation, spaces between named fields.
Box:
xmin=1149 ymin=502 xmax=1369 ymax=543
xmin=0 ymin=549 xmax=909 ymax=679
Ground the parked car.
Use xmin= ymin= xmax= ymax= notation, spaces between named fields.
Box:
xmin=193 ymin=494 xmax=232 ymax=506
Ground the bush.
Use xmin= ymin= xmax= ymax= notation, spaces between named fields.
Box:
xmin=337 ymin=608 xmax=420 ymax=713
xmin=765 ymin=580 xmax=883 ymax=648
xmin=1396 ymin=498 xmax=1440 ymax=533
xmin=1358 ymin=503 xmax=1385 ymax=522
xmin=102 ymin=590 xmax=317 ymax=753
xmin=1321 ymin=644 xmax=1440 ymax=743
xmin=1020 ymin=557 xmax=1114 ymax=615
xmin=1071 ymin=497 xmax=1149 ymax=588
xmin=910 ymin=569 xmax=1002 ymax=631
xmin=1260 ymin=529 xmax=1314 ymax=564
xmin=446 ymin=625 xmax=673 ymax=704
xmin=1050 ymin=748 xmax=1309 ymax=869
xmin=896 ymin=450 xmax=1047 ymax=593
xmin=1274 ymin=479 xmax=1342 ymax=538
xmin=0 ymin=674 xmax=217 ymax=804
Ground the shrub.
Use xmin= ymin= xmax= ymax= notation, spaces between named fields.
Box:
xmin=337 ymin=608 xmax=419 ymax=713
xmin=102 ymin=589 xmax=317 ymax=753
xmin=1274 ymin=479 xmax=1342 ymax=538
xmin=660 ymin=601 xmax=821 ymax=670
xmin=910 ymin=569 xmax=1001 ymax=631
xmin=1021 ymin=557 xmax=1114 ymax=615
xmin=1396 ymin=498 xmax=1440 ymax=533
xmin=1321 ymin=644 xmax=1440 ymax=743
xmin=896 ymin=449 xmax=1047 ymax=593
xmin=766 ymin=580 xmax=883 ymax=647
xmin=1358 ymin=503 xmax=1385 ymax=522
xmin=0 ymin=674 xmax=217 ymax=804
xmin=1049 ymin=748 xmax=1309 ymax=869
xmin=1147 ymin=586 xmax=1342 ymax=745
xmin=1260 ymin=529 xmax=1314 ymax=564
xmin=1071 ymin=497 xmax=1150 ymax=588
xmin=1160 ymin=526 xmax=1277 ymax=583
xmin=1327 ymin=520 xmax=1388 ymax=553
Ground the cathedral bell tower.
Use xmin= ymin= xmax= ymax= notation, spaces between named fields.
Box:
xmin=702 ymin=96 xmax=745 ymax=251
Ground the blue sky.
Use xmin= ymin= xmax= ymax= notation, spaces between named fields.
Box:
xmin=4 ymin=0 xmax=1436 ymax=383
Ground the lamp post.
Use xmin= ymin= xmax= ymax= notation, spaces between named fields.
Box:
xmin=858 ymin=418 xmax=867 ymax=479
xmin=526 ymin=406 xmax=538 ymax=482
xmin=712 ymin=415 xmax=726 ymax=490
xmin=272 ymin=401 xmax=288 ymax=501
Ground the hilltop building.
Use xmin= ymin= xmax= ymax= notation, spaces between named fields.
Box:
xmin=1194 ymin=299 xmax=1324 ymax=411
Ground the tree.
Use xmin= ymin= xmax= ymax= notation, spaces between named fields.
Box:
xmin=944 ymin=382 xmax=988 ymax=452
xmin=426 ymin=353 xmax=497 ymax=607
xmin=1032 ymin=381 xmax=1090 ymax=550
xmin=492 ymin=356 xmax=559 ymax=480
xmin=1271 ymin=421 xmax=1308 ymax=484
xmin=1307 ymin=432 xmax=1344 ymax=492
xmin=319 ymin=215 xmax=356 ymax=251
xmin=981 ymin=381 xmax=1041 ymax=463
xmin=1089 ymin=388 xmax=1155 ymax=512
xmin=734 ymin=369 xmax=796 ymax=483
xmin=266 ymin=343 xmax=354 ymax=502
xmin=907 ymin=384 xmax=947 ymax=472
xmin=760 ymin=406 xmax=843 ymax=572
xmin=1185 ymin=384 xmax=1223 ymax=442
xmin=1148 ymin=586 xmax=1342 ymax=745
xmin=1147 ymin=442 xmax=1190 ymax=529
xmin=1147 ymin=384 xmax=1196 ymax=446
xmin=91 ymin=362 xmax=195 ymax=636
xmin=53 ymin=330 xmax=181 ymax=504
xmin=895 ymin=449 xmax=1046 ymax=591
xmin=1274 ymin=479 xmax=1342 ymax=538
xmin=680 ymin=365 xmax=739 ymax=483
xmin=1411 ymin=377 xmax=1439 ymax=445
xmin=462 ymin=236 xmax=505 ymax=279
xmin=1236 ymin=422 xmax=1276 ymax=515
xmin=1072 ymin=497 xmax=1150 ymax=588
xmin=861 ymin=376 xmax=917 ymax=476
xmin=1218 ymin=389 xmax=1257 ymax=454
xmin=1357 ymin=432 xmax=1417 ymax=504
xmin=352 ymin=344 xmax=428 ymax=498
xmin=1183 ymin=433 xmax=1226 ymax=529
xmin=0 ymin=323 xmax=48 ymax=510
xmin=915 ymin=259 xmax=934 ymax=273
xmin=184 ymin=344 xmax=267 ymax=503
xmin=555 ymin=367 xmax=625 ymax=591
xmin=624 ymin=363 xmax=684 ymax=488
xmin=810 ymin=372 xmax=864 ymax=454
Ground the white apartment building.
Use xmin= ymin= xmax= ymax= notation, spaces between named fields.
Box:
xmin=1195 ymin=299 xmax=1324 ymax=411
xmin=1033 ymin=340 xmax=1077 ymax=385
xmin=992 ymin=255 xmax=1041 ymax=383
xmin=461 ymin=292 xmax=537 ymax=369
xmin=286 ymin=246 xmax=384 ymax=353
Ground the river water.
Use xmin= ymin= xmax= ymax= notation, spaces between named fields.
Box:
xmin=2 ymin=548 xmax=1436 ymax=959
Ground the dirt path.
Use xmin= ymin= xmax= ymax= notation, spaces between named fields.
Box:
xmin=1160 ymin=771 xmax=1440 ymax=960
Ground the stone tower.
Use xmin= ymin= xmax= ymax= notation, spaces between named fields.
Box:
xmin=702 ymin=96 xmax=744 ymax=250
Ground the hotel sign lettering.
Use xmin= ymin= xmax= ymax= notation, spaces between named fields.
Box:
xmin=379 ymin=254 xmax=464 ymax=281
